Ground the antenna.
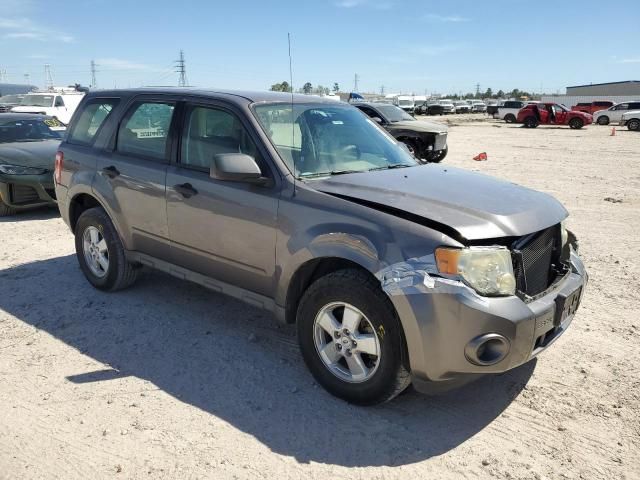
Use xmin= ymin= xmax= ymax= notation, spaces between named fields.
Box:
xmin=288 ymin=32 xmax=296 ymax=193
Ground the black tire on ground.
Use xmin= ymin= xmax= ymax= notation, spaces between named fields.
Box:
xmin=569 ymin=118 xmax=584 ymax=129
xmin=524 ymin=116 xmax=539 ymax=128
xmin=0 ymin=197 xmax=16 ymax=216
xmin=428 ymin=145 xmax=448 ymax=163
xmin=296 ymin=269 xmax=411 ymax=405
xmin=597 ymin=116 xmax=609 ymax=125
xmin=75 ymin=207 xmax=139 ymax=291
xmin=627 ymin=119 xmax=640 ymax=131
xmin=504 ymin=114 xmax=516 ymax=123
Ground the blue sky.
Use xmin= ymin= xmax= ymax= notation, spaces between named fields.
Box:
xmin=1 ymin=0 xmax=639 ymax=95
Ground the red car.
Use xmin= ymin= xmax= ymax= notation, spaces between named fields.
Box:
xmin=571 ymin=101 xmax=614 ymax=115
xmin=517 ymin=103 xmax=593 ymax=129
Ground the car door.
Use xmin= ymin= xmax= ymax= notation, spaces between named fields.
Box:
xmin=165 ymin=101 xmax=280 ymax=297
xmin=95 ymin=96 xmax=177 ymax=259
xmin=553 ymin=105 xmax=567 ymax=124
xmin=611 ymin=103 xmax=629 ymax=122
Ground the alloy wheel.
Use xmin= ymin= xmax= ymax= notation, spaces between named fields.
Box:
xmin=82 ymin=226 xmax=109 ymax=278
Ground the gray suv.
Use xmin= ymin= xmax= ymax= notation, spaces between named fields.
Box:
xmin=54 ymin=88 xmax=587 ymax=405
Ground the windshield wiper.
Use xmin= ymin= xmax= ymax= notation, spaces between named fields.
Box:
xmin=299 ymin=169 xmax=362 ymax=179
xmin=368 ymin=164 xmax=413 ymax=172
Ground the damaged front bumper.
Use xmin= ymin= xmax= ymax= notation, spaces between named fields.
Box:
xmin=378 ymin=250 xmax=587 ymax=394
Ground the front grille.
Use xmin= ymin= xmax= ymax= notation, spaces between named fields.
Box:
xmin=512 ymin=225 xmax=561 ymax=297
xmin=0 ymin=106 xmax=12 ymax=113
xmin=9 ymin=184 xmax=40 ymax=205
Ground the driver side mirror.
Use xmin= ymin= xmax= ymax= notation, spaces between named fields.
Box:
xmin=210 ymin=153 xmax=269 ymax=185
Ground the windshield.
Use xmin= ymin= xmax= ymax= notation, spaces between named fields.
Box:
xmin=375 ymin=104 xmax=414 ymax=122
xmin=253 ymin=103 xmax=418 ymax=178
xmin=0 ymin=118 xmax=62 ymax=143
xmin=19 ymin=95 xmax=55 ymax=108
xmin=0 ymin=95 xmax=22 ymax=104
xmin=398 ymin=99 xmax=413 ymax=106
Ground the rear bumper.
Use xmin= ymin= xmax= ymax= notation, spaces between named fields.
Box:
xmin=381 ymin=250 xmax=587 ymax=393
xmin=0 ymin=173 xmax=56 ymax=210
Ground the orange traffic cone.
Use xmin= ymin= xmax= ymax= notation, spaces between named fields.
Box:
xmin=611 ymin=127 xmax=616 ymax=136
xmin=473 ymin=152 xmax=488 ymax=161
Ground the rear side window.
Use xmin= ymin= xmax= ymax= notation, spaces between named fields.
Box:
xmin=595 ymin=101 xmax=611 ymax=107
xmin=68 ymin=99 xmax=119 ymax=145
xmin=55 ymin=96 xmax=65 ymax=107
xmin=117 ymin=102 xmax=175 ymax=161
xmin=630 ymin=103 xmax=640 ymax=110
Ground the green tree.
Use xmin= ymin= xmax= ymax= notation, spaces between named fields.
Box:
xmin=484 ymin=87 xmax=493 ymax=98
xmin=269 ymin=81 xmax=291 ymax=92
xmin=496 ymin=89 xmax=504 ymax=98
xmin=333 ymin=82 xmax=339 ymax=93
xmin=303 ymin=82 xmax=313 ymax=94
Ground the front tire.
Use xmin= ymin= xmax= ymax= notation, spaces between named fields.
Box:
xmin=627 ymin=119 xmax=640 ymax=131
xmin=297 ymin=269 xmax=411 ymax=405
xmin=569 ymin=118 xmax=584 ymax=129
xmin=75 ymin=207 xmax=139 ymax=291
xmin=428 ymin=145 xmax=448 ymax=163
xmin=597 ymin=116 xmax=609 ymax=125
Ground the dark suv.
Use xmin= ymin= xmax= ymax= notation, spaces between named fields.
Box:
xmin=55 ymin=88 xmax=587 ymax=405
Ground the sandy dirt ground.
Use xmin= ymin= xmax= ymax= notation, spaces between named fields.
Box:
xmin=1 ymin=117 xmax=638 ymax=480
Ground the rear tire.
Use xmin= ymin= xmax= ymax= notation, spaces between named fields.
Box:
xmin=0 ymin=197 xmax=16 ymax=217
xmin=504 ymin=114 xmax=516 ymax=123
xmin=569 ymin=118 xmax=584 ymax=129
xmin=597 ymin=116 xmax=609 ymax=125
xmin=524 ymin=116 xmax=538 ymax=128
xmin=627 ymin=119 xmax=640 ymax=131
xmin=296 ymin=269 xmax=411 ymax=405
xmin=75 ymin=207 xmax=139 ymax=291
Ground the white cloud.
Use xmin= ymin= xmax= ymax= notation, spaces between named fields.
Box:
xmin=618 ymin=58 xmax=640 ymax=64
xmin=335 ymin=0 xmax=394 ymax=9
xmin=0 ymin=16 xmax=74 ymax=43
xmin=425 ymin=14 xmax=470 ymax=22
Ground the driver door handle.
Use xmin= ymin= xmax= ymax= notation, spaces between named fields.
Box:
xmin=102 ymin=165 xmax=120 ymax=178
xmin=174 ymin=183 xmax=198 ymax=199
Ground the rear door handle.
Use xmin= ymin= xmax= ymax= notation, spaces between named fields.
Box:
xmin=174 ymin=183 xmax=198 ymax=198
xmin=102 ymin=166 xmax=120 ymax=178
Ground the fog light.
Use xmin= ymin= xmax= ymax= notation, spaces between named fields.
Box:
xmin=465 ymin=333 xmax=510 ymax=366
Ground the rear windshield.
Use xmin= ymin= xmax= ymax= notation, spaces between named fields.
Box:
xmin=0 ymin=118 xmax=62 ymax=143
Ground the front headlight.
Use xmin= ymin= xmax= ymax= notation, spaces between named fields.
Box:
xmin=561 ymin=221 xmax=569 ymax=247
xmin=435 ymin=246 xmax=516 ymax=296
xmin=0 ymin=164 xmax=48 ymax=175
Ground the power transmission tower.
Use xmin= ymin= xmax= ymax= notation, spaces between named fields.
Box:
xmin=24 ymin=73 xmax=30 ymax=84
xmin=353 ymin=73 xmax=359 ymax=92
xmin=175 ymin=50 xmax=188 ymax=87
xmin=90 ymin=60 xmax=97 ymax=88
xmin=380 ymin=85 xmax=385 ymax=95
xmin=44 ymin=64 xmax=54 ymax=89
xmin=0 ymin=68 xmax=6 ymax=82
xmin=475 ymin=83 xmax=481 ymax=97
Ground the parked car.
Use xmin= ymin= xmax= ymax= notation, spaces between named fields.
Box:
xmin=571 ymin=101 xmax=614 ymax=116
xmin=620 ymin=110 xmax=640 ymax=131
xmin=55 ymin=88 xmax=586 ymax=405
xmin=453 ymin=101 xmax=471 ymax=114
xmin=493 ymin=100 xmax=533 ymax=123
xmin=415 ymin=102 xmax=445 ymax=116
xmin=353 ymin=102 xmax=448 ymax=162
xmin=592 ymin=101 xmax=640 ymax=125
xmin=0 ymin=113 xmax=63 ymax=215
xmin=11 ymin=89 xmax=85 ymax=124
xmin=470 ymin=101 xmax=487 ymax=113
xmin=486 ymin=101 xmax=501 ymax=116
xmin=517 ymin=103 xmax=592 ymax=129
xmin=438 ymin=99 xmax=456 ymax=114
xmin=0 ymin=94 xmax=25 ymax=113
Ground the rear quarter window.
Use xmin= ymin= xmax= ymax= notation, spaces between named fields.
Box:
xmin=68 ymin=98 xmax=120 ymax=145
xmin=630 ymin=103 xmax=640 ymax=110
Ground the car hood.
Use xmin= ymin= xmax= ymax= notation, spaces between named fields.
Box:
xmin=0 ymin=139 xmax=60 ymax=169
xmin=312 ymin=164 xmax=567 ymax=241
xmin=387 ymin=120 xmax=448 ymax=134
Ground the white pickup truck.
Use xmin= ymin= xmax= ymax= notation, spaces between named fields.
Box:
xmin=10 ymin=89 xmax=85 ymax=125
xmin=493 ymin=100 xmax=538 ymax=123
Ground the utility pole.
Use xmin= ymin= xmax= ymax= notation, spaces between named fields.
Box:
xmin=380 ymin=85 xmax=385 ymax=95
xmin=24 ymin=73 xmax=30 ymax=84
xmin=353 ymin=73 xmax=359 ymax=93
xmin=175 ymin=50 xmax=188 ymax=87
xmin=44 ymin=64 xmax=54 ymax=90
xmin=90 ymin=60 xmax=97 ymax=89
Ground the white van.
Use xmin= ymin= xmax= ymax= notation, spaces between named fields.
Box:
xmin=11 ymin=89 xmax=85 ymax=125
xmin=395 ymin=95 xmax=415 ymax=113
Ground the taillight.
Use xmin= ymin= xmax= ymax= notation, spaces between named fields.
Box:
xmin=54 ymin=151 xmax=63 ymax=184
